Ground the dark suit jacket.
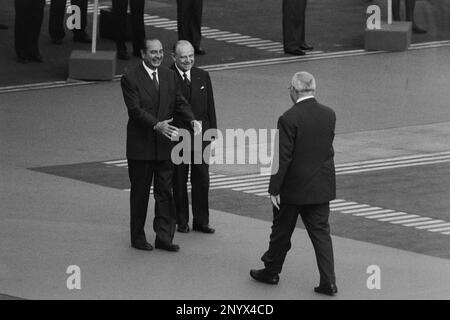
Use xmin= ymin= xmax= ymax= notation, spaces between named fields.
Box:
xmin=121 ymin=63 xmax=195 ymax=160
xmin=268 ymin=98 xmax=336 ymax=205
xmin=170 ymin=64 xmax=217 ymax=149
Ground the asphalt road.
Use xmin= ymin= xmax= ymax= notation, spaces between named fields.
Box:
xmin=1 ymin=42 xmax=450 ymax=299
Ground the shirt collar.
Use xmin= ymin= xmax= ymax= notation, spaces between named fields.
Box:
xmin=296 ymin=95 xmax=315 ymax=104
xmin=175 ymin=64 xmax=191 ymax=81
xmin=142 ymin=61 xmax=158 ymax=79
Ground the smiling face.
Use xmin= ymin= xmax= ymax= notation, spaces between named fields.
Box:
xmin=172 ymin=41 xmax=195 ymax=72
xmin=141 ymin=39 xmax=164 ymax=69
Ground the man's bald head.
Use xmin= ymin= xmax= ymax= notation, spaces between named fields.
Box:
xmin=172 ymin=40 xmax=195 ymax=72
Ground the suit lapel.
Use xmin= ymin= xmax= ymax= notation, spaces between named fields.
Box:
xmin=137 ymin=64 xmax=157 ymax=100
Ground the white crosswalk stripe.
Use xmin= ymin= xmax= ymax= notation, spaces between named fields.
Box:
xmin=104 ymin=151 xmax=450 ymax=236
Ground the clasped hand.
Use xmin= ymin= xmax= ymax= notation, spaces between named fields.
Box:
xmin=155 ymin=118 xmax=202 ymax=139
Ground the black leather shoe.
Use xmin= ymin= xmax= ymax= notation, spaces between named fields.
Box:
xmin=155 ymin=240 xmax=180 ymax=252
xmin=177 ymin=224 xmax=190 ymax=233
xmin=314 ymin=284 xmax=338 ymax=296
xmin=299 ymin=43 xmax=314 ymax=51
xmin=194 ymin=48 xmax=206 ymax=55
xmin=131 ymin=241 xmax=154 ymax=251
xmin=193 ymin=224 xmax=215 ymax=234
xmin=284 ymin=49 xmax=306 ymax=56
xmin=250 ymin=269 xmax=279 ymax=285
xmin=117 ymin=50 xmax=130 ymax=60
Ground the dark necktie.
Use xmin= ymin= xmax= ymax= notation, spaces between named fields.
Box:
xmin=183 ymin=72 xmax=190 ymax=87
xmin=152 ymin=71 xmax=159 ymax=91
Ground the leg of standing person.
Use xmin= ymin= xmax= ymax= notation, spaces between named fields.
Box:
xmin=190 ymin=0 xmax=205 ymax=54
xmin=405 ymin=0 xmax=426 ymax=33
xmin=128 ymin=159 xmax=154 ymax=247
xmin=177 ymin=0 xmax=190 ymax=43
xmin=49 ymin=0 xmax=66 ymax=44
xmin=153 ymin=160 xmax=179 ymax=251
xmin=14 ymin=0 xmax=28 ymax=62
xmin=191 ymin=159 xmax=213 ymax=233
xmin=130 ymin=0 xmax=146 ymax=57
xmin=113 ymin=0 xmax=130 ymax=60
xmin=72 ymin=0 xmax=91 ymax=42
xmin=282 ymin=0 xmax=307 ymax=55
xmin=173 ymin=160 xmax=190 ymax=232
xmin=299 ymin=203 xmax=336 ymax=287
xmin=392 ymin=0 xmax=401 ymax=21
xmin=27 ymin=0 xmax=45 ymax=62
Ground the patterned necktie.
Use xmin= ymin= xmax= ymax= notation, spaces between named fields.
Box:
xmin=152 ymin=71 xmax=159 ymax=91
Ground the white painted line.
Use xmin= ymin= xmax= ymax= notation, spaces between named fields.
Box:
xmin=202 ymin=31 xmax=230 ymax=36
xmin=337 ymin=159 xmax=450 ymax=174
xmin=403 ymin=220 xmax=444 ymax=227
xmin=330 ymin=199 xmax=347 ymax=203
xmin=206 ymin=33 xmax=243 ymax=39
xmin=150 ymin=22 xmax=178 ymax=27
xmin=104 ymin=160 xmax=127 ymax=165
xmin=145 ymin=17 xmax=170 ymax=22
xmin=442 ymin=231 xmax=450 ymax=235
xmin=236 ymin=40 xmax=274 ymax=45
xmin=242 ymin=187 xmax=269 ymax=193
xmin=341 ymin=207 xmax=383 ymax=214
xmin=336 ymin=155 xmax=450 ymax=171
xmin=415 ymin=222 xmax=450 ymax=230
xmin=210 ymin=176 xmax=269 ymax=186
xmin=365 ymin=212 xmax=407 ymax=219
xmin=378 ymin=214 xmax=419 ymax=222
xmin=200 ymin=29 xmax=222 ymax=34
xmin=211 ymin=180 xmax=268 ymax=189
xmin=331 ymin=204 xmax=370 ymax=211
xmin=232 ymin=183 xmax=270 ymax=191
xmin=330 ymin=202 xmax=358 ymax=208
xmin=255 ymin=192 xmax=270 ymax=197
xmin=336 ymin=151 xmax=450 ymax=167
xmin=390 ymin=217 xmax=432 ymax=224
xmin=219 ymin=35 xmax=253 ymax=41
xmin=165 ymin=26 xmax=178 ymax=30
xmin=207 ymin=173 xmax=269 ymax=183
xmin=257 ymin=45 xmax=285 ymax=50
xmin=353 ymin=209 xmax=394 ymax=217
xmin=428 ymin=226 xmax=450 ymax=232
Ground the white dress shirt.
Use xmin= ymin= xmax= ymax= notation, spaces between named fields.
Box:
xmin=296 ymin=95 xmax=315 ymax=104
xmin=142 ymin=61 xmax=159 ymax=83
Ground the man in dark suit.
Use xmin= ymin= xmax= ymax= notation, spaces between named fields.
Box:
xmin=112 ymin=0 xmax=146 ymax=60
xmin=176 ymin=0 xmax=205 ymax=55
xmin=250 ymin=72 xmax=338 ymax=296
xmin=14 ymin=0 xmax=45 ymax=63
xmin=170 ymin=40 xmax=217 ymax=234
xmin=120 ymin=38 xmax=202 ymax=252
xmin=282 ymin=0 xmax=314 ymax=56
xmin=49 ymin=0 xmax=91 ymax=45
xmin=392 ymin=0 xmax=427 ymax=34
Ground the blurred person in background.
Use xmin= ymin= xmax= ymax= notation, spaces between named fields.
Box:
xmin=14 ymin=0 xmax=45 ymax=63
xmin=49 ymin=0 xmax=91 ymax=44
xmin=392 ymin=0 xmax=427 ymax=33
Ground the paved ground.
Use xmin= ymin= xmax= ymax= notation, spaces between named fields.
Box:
xmin=0 ymin=0 xmax=449 ymax=86
xmin=1 ymin=43 xmax=449 ymax=299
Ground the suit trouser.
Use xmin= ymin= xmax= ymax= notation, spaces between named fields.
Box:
xmin=173 ymin=151 xmax=210 ymax=227
xmin=282 ymin=0 xmax=307 ymax=51
xmin=14 ymin=0 xmax=45 ymax=58
xmin=112 ymin=0 xmax=145 ymax=53
xmin=177 ymin=0 xmax=203 ymax=49
xmin=128 ymin=159 xmax=177 ymax=244
xmin=261 ymin=202 xmax=336 ymax=286
xmin=392 ymin=0 xmax=417 ymax=22
xmin=49 ymin=0 xmax=88 ymax=41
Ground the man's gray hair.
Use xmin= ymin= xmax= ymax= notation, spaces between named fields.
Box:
xmin=291 ymin=72 xmax=316 ymax=93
